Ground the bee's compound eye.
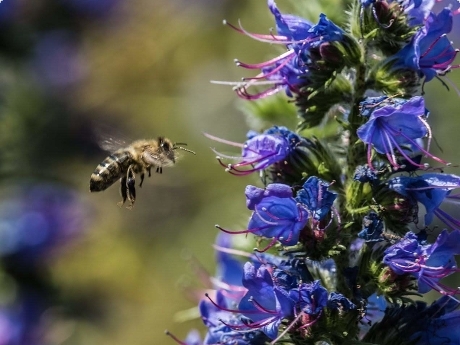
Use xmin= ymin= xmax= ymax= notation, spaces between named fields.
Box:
xmin=162 ymin=141 xmax=170 ymax=151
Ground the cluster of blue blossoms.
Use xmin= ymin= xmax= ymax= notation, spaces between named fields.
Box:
xmin=168 ymin=0 xmax=460 ymax=344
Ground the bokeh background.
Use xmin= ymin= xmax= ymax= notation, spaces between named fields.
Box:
xmin=0 ymin=0 xmax=458 ymax=344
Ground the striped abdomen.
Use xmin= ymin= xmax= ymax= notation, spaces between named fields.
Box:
xmin=90 ymin=151 xmax=132 ymax=192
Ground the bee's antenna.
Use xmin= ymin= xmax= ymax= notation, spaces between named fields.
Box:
xmin=175 ymin=142 xmax=188 ymax=146
xmin=174 ymin=145 xmax=196 ymax=155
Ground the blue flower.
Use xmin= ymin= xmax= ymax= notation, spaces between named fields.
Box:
xmin=401 ymin=0 xmax=436 ymax=26
xmin=217 ymin=183 xmax=308 ymax=251
xmin=215 ymin=233 xmax=245 ymax=289
xmin=359 ymin=293 xmax=386 ymax=338
xmin=410 ymin=297 xmax=460 ymax=345
xmin=357 ymin=212 xmax=384 ymax=242
xmin=362 ymin=0 xmax=436 ymax=26
xmin=225 ymin=1 xmax=350 ymax=99
xmin=387 ymin=173 xmax=460 ymax=227
xmin=295 ymin=176 xmax=337 ymax=223
xmin=327 ymin=292 xmax=356 ymax=311
xmin=396 ymin=8 xmax=458 ymax=81
xmin=245 ymin=184 xmax=308 ymax=247
xmin=357 ymin=96 xmax=446 ymax=169
xmin=383 ymin=230 xmax=460 ymax=295
xmin=307 ymin=14 xmax=345 ymax=49
xmin=360 ymin=0 xmax=375 ymax=7
xmin=268 ymin=0 xmax=312 ymax=42
xmin=205 ymin=126 xmax=306 ymax=176
xmin=200 ymin=290 xmax=268 ymax=345
xmin=353 ymin=165 xmax=378 ymax=184
xmin=289 ymin=280 xmax=328 ymax=316
xmin=238 ymin=262 xmax=295 ymax=339
xmin=223 ymin=0 xmax=313 ymax=99
xmin=0 ymin=183 xmax=87 ymax=264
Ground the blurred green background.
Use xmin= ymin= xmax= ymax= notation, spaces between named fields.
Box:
xmin=0 ymin=0 xmax=458 ymax=344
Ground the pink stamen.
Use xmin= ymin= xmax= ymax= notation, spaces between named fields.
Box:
xmin=164 ymin=331 xmax=189 ymax=345
xmin=235 ymin=50 xmax=295 ymax=70
xmin=236 ymin=84 xmax=284 ymax=99
xmin=231 ymin=151 xmax=278 ymax=167
xmin=269 ymin=312 xmax=304 ymax=345
xmin=209 ymin=277 xmax=248 ymax=294
xmin=204 ymin=293 xmax=241 ymax=314
xmin=243 ymin=56 xmax=296 ymax=82
xmin=254 ymin=208 xmax=284 ymax=225
xmin=223 ymin=19 xmax=289 ymax=43
xmin=434 ymin=208 xmax=460 ymax=229
xmin=420 ymin=34 xmax=447 ymax=59
xmin=249 ymin=296 xmax=278 ymax=314
xmin=391 ymin=260 xmax=420 ymax=273
xmin=212 ymin=244 xmax=252 ymax=258
xmin=215 ymin=224 xmax=271 ymax=236
xmin=382 ymin=120 xmax=449 ymax=166
xmin=203 ymin=132 xmax=245 ymax=148
xmin=254 ymin=237 xmax=279 ymax=252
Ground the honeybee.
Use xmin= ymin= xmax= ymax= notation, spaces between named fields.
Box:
xmin=90 ymin=136 xmax=195 ymax=208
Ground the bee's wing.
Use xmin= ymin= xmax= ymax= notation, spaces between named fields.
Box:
xmin=98 ymin=135 xmax=128 ymax=152
xmin=94 ymin=125 xmax=131 ymax=152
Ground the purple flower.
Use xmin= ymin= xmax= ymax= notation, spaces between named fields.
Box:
xmin=357 ymin=96 xmax=446 ymax=169
xmin=205 ymin=126 xmax=306 ymax=176
xmin=0 ymin=183 xmax=87 ymax=264
xmin=295 ymin=176 xmax=337 ymax=223
xmin=217 ymin=184 xmax=308 ymax=251
xmin=214 ymin=233 xmax=245 ymax=291
xmin=307 ymin=14 xmax=345 ymax=49
xmin=268 ymin=0 xmax=312 ymax=42
xmin=222 ymin=0 xmax=312 ymax=99
xmin=357 ymin=212 xmax=384 ymax=242
xmin=199 ymin=290 xmax=268 ymax=345
xmin=247 ymin=184 xmax=308 ymax=248
xmin=0 ymin=292 xmax=52 ymax=345
xmin=353 ymin=165 xmax=378 ymax=184
xmin=383 ymin=230 xmax=460 ymax=295
xmin=32 ymin=31 xmax=87 ymax=89
xmin=224 ymin=1 xmax=351 ymax=99
xmin=289 ymin=280 xmax=328 ymax=316
xmin=396 ymin=8 xmax=459 ymax=81
xmin=401 ymin=0 xmax=436 ymax=26
xmin=387 ymin=173 xmax=460 ymax=227
xmin=327 ymin=292 xmax=356 ymax=311
xmin=359 ymin=293 xmax=386 ymax=339
xmin=238 ymin=263 xmax=295 ymax=339
xmin=364 ymin=0 xmax=436 ymax=25
xmin=410 ymin=298 xmax=460 ymax=345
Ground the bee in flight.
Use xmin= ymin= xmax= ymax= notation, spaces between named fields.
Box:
xmin=90 ymin=136 xmax=195 ymax=208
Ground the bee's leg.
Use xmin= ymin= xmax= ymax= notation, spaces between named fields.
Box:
xmin=156 ymin=166 xmax=163 ymax=174
xmin=117 ymin=176 xmax=128 ymax=207
xmin=126 ymin=166 xmax=136 ymax=209
xmin=139 ymin=172 xmax=145 ymax=188
xmin=140 ymin=166 xmax=152 ymax=188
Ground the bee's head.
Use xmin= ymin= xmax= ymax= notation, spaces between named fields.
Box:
xmin=158 ymin=137 xmax=177 ymax=164
xmin=143 ymin=137 xmax=195 ymax=167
